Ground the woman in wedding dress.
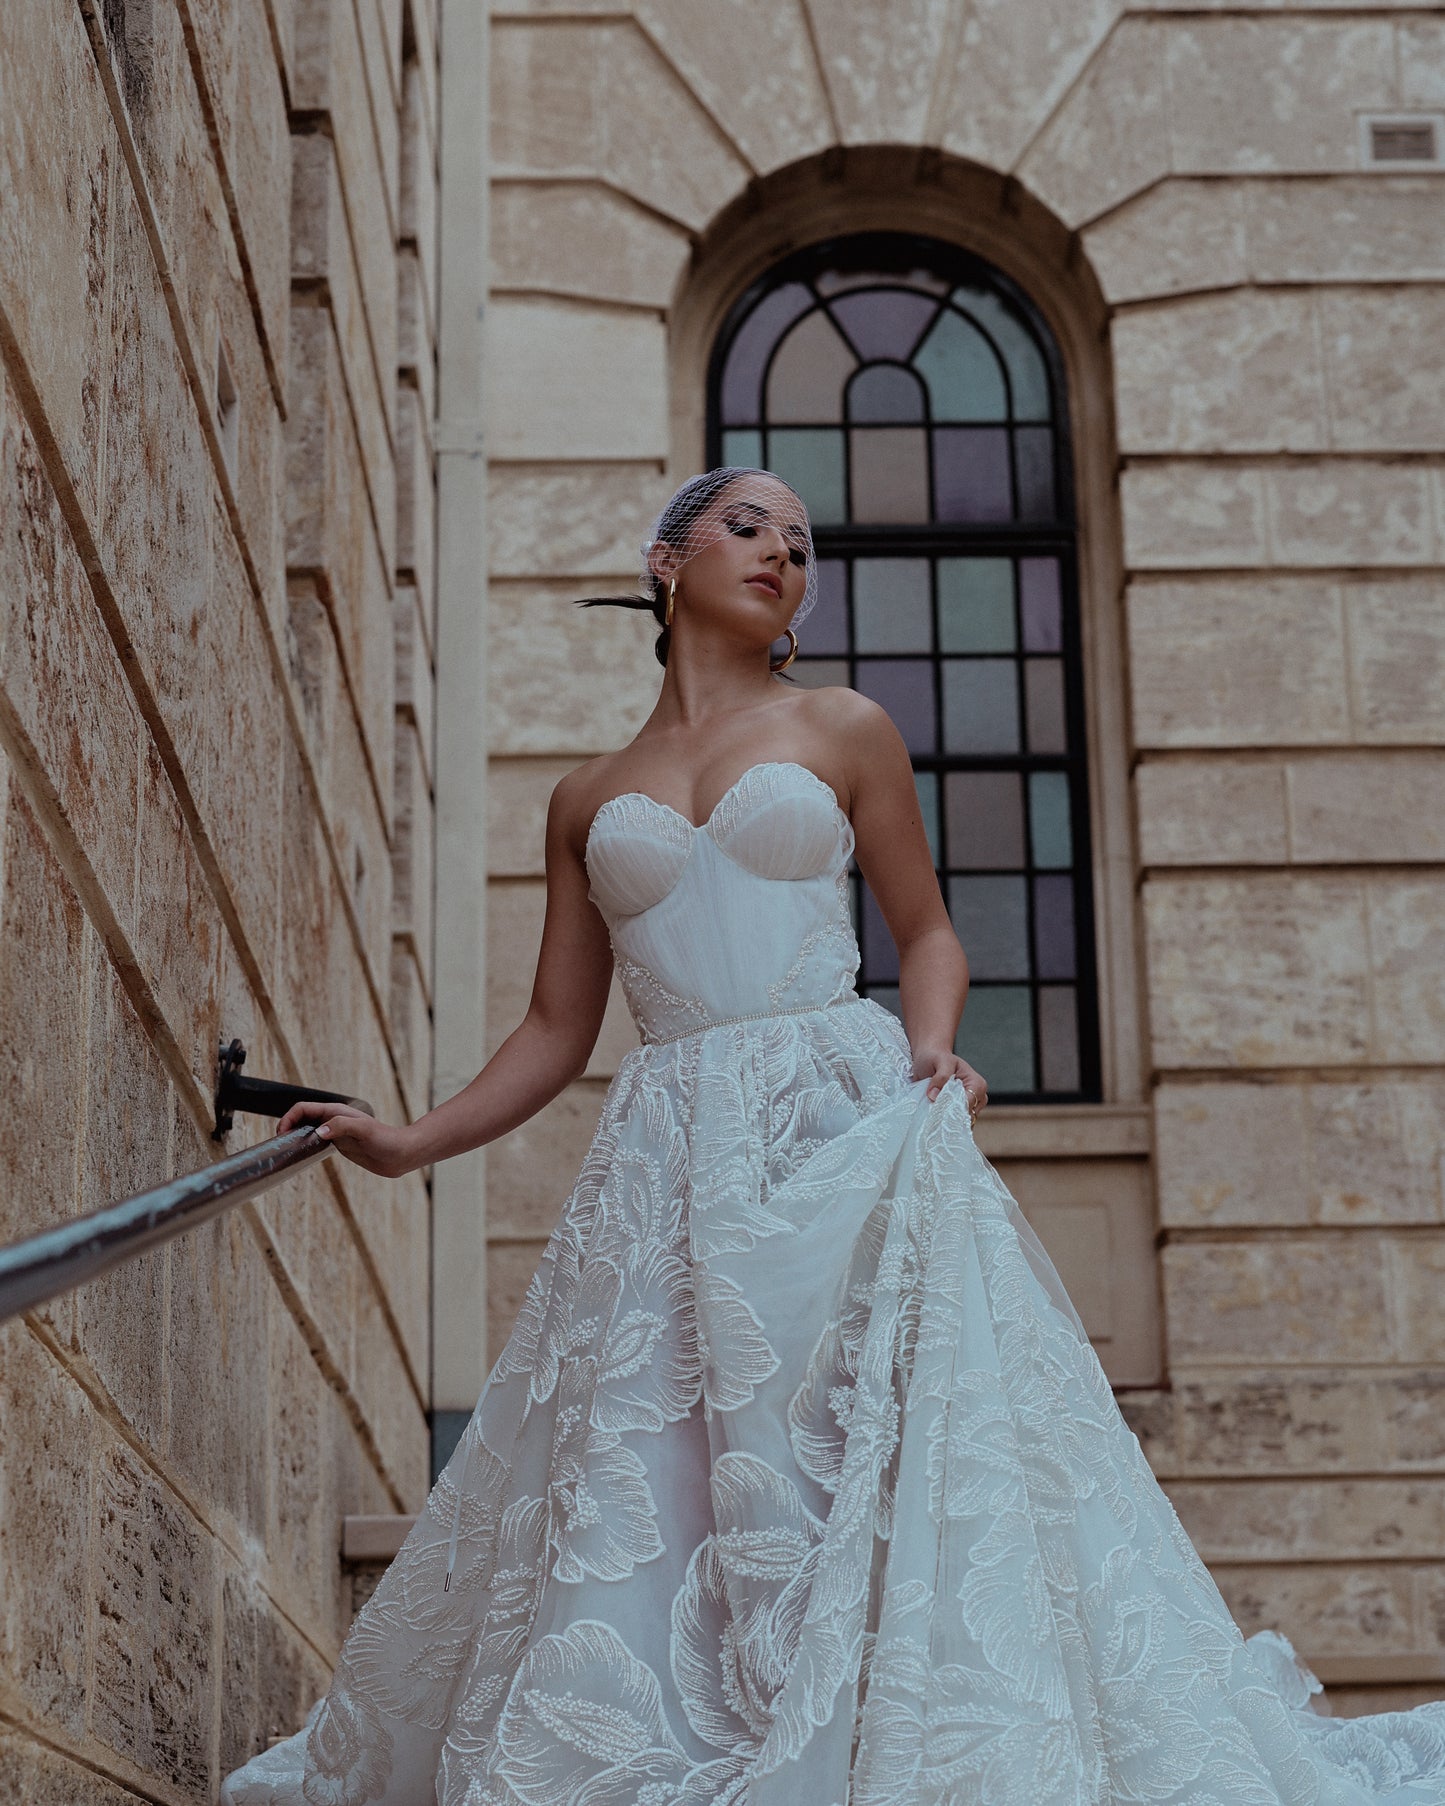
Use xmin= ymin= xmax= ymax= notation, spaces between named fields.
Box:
xmin=223 ymin=468 xmax=1445 ymax=1806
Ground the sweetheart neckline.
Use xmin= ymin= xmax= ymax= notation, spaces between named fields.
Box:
xmin=584 ymin=759 xmax=846 ymax=851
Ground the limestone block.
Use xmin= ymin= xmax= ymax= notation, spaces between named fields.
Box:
xmin=393 ymin=716 xmax=435 ymax=997
xmin=1346 ymin=580 xmax=1445 ymax=745
xmin=396 ymin=378 xmax=436 ymax=624
xmin=331 ymin=687 xmax=394 ymax=998
xmin=1113 ymin=291 xmax=1328 ymax=453
xmin=1135 ymin=757 xmax=1290 ymax=866
xmin=1246 ymin=177 xmax=1445 ymax=286
xmin=220 ymin=1557 xmax=330 ymax=1777
xmin=1269 ymin=459 xmax=1438 ymax=567
xmin=390 ymin=937 xmax=433 ymax=1118
xmin=398 ymin=248 xmax=436 ymax=438
xmin=1169 ymin=1477 xmax=1445 ymax=1564
xmin=1017 ymin=19 xmax=1172 ymax=228
xmin=487 ymin=462 xmax=674 ymax=581
xmin=275 ymin=735 xmax=355 ymax=1107
xmin=399 ymin=58 xmax=438 ymax=342
xmin=0 ymin=378 xmax=141 ymax=945
xmin=0 ymin=0 xmax=114 ymax=529
xmin=0 ymin=1324 xmax=92 ymax=1736
xmin=486 ymin=879 xmax=545 ymax=1058
xmin=344 ymin=1156 xmax=431 ymax=1389
xmin=1384 ymin=1373 xmax=1445 ymax=1469
xmin=1166 ymin=18 xmax=1394 ymax=173
xmin=395 ymin=583 xmax=435 ymax=789
xmin=1155 ymin=1082 xmax=1311 ymax=1229
xmin=1143 ymin=873 xmax=1370 ymax=1067
xmin=630 ymin=0 xmax=833 ymax=174
xmin=1212 ymin=1562 xmax=1415 ymax=1657
xmin=1167 ymin=1372 xmax=1390 ymax=1478
xmin=1119 ymin=461 xmax=1268 ymax=570
xmin=487 ymin=1237 xmax=548 ymax=1365
xmin=266 ymin=1288 xmax=347 ymax=1644
xmin=1321 ymin=289 xmax=1445 ymax=453
xmin=485 ymin=299 xmax=668 ymax=461
xmin=1083 ymin=181 xmax=1248 ymax=306
xmin=488 ymin=756 xmax=577 ymax=876
xmin=352 ymin=1274 xmax=429 ymax=1509
xmin=0 ymin=1735 xmax=150 ymax=1806
xmin=293 ymin=0 xmax=399 ymax=380
xmin=291 ymin=129 xmax=396 ymax=506
xmin=1367 ymin=876 xmax=1445 ymax=1064
xmin=1162 ymin=1236 xmax=1389 ymax=1365
xmin=804 ymin=0 xmax=950 ymax=144
xmin=586 ymin=981 xmax=648 ymax=1076
xmin=1400 ymin=20 xmax=1445 ymax=109
xmin=487 ymin=1078 xmax=613 ymax=1239
xmin=1386 ymin=1234 xmax=1445 ymax=1364
xmin=487 ymin=579 xmax=661 ymax=754
xmin=257 ymin=1162 xmax=358 ymax=1390
xmin=491 ymin=182 xmax=692 ymax=312
xmin=90 ymin=1429 xmax=215 ymax=1793
xmin=1312 ymin=1081 xmax=1445 ymax=1227
xmin=1288 ymin=753 xmax=1445 ymax=864
xmin=267 ymin=0 xmax=296 ymax=92
xmin=1126 ymin=577 xmax=1349 ymax=747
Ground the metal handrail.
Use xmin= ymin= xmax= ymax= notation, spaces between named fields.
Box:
xmin=0 ymin=1127 xmax=334 ymax=1326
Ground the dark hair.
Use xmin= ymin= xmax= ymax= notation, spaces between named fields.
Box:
xmin=573 ymin=468 xmax=798 ymax=676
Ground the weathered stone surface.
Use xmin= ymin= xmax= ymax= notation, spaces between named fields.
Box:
xmin=1246 ymin=177 xmax=1445 ymax=285
xmin=486 ymin=879 xmax=546 ymax=1059
xmin=1367 ymin=876 xmax=1445 ymax=1064
xmin=487 ymin=755 xmax=577 ymax=876
xmin=487 ymin=1237 xmax=549 ymax=1365
xmin=486 ymin=300 xmax=669 ymax=461
xmin=1386 ymin=1234 xmax=1445 ymax=1365
xmin=491 ymin=181 xmax=693 ymax=311
xmin=395 ymin=584 xmax=435 ymax=790
xmin=390 ymin=936 xmax=433 ymax=1119
xmin=0 ymin=1733 xmax=150 ymax=1805
xmin=398 ymin=247 xmax=436 ymax=440
xmin=1346 ymin=580 xmax=1445 ymax=745
xmin=1136 ymin=757 xmax=1290 ymax=866
xmin=1127 ymin=577 xmax=1349 ymax=748
xmin=1084 ymin=181 xmax=1248 ymax=305
xmin=91 ymin=1429 xmax=215 ymax=1793
xmin=266 ymin=1286 xmax=346 ymax=1643
xmin=1155 ymin=1082 xmax=1311 ymax=1229
xmin=1143 ymin=873 xmax=1370 ymax=1067
xmin=1162 ymin=1237 xmax=1389 ymax=1365
xmin=487 ymin=579 xmax=661 ymax=755
xmin=1213 ymin=1561 xmax=1416 ymax=1656
xmin=352 ymin=1274 xmax=429 ymax=1509
xmin=1120 ymin=461 xmax=1268 ymax=570
xmin=396 ymin=379 xmax=435 ymax=626
xmin=220 ymin=1555 xmax=329 ymax=1778
xmin=1322 ymin=289 xmax=1445 ymax=454
xmin=1288 ymin=753 xmax=1445 ymax=864
xmin=1168 ymin=1477 xmax=1445 ymax=1563
xmin=399 ymin=58 xmax=438 ymax=342
xmin=1400 ymin=18 xmax=1445 ymax=107
xmin=1311 ymin=1082 xmax=1445 ymax=1227
xmin=393 ymin=716 xmax=434 ymax=997
xmin=345 ymin=1155 xmax=431 ymax=1395
xmin=487 ymin=462 xmax=674 ymax=581
xmin=1113 ymin=291 xmax=1328 ymax=454
xmin=486 ymin=1077 xmax=613 ymax=1239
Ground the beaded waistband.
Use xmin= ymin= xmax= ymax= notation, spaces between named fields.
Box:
xmin=641 ymin=993 xmax=861 ymax=1049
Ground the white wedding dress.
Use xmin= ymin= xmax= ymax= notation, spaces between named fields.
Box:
xmin=222 ymin=759 xmax=1445 ymax=1805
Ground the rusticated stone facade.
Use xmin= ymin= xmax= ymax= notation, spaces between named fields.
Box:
xmin=481 ymin=1 xmax=1445 ymax=1717
xmin=0 ymin=0 xmax=446 ymax=1796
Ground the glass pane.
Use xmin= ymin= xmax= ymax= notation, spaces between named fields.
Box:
xmin=1015 ymin=425 xmax=1056 ymax=519
xmin=721 ymin=281 xmax=813 ymax=425
xmin=765 ymin=307 xmax=857 ymax=424
xmin=1033 ymin=873 xmax=1076 ymax=979
xmin=1020 ymin=557 xmax=1062 ymax=651
xmin=861 ymin=882 xmax=899 ymax=981
xmin=933 ymin=427 xmax=1012 ymax=522
xmin=938 ymin=557 xmax=1015 ymax=653
xmin=792 ymin=656 xmax=850 ymax=692
xmin=1029 ymin=771 xmax=1073 ymax=868
xmin=956 ymin=985 xmax=1034 ymax=1093
xmin=850 ymin=427 xmax=929 ymax=524
xmin=914 ymin=307 xmax=1008 ymax=421
xmin=816 ymin=265 xmax=949 ymax=298
xmin=808 ymin=559 xmax=850 ymax=655
xmin=1025 ymin=658 xmax=1067 ymax=754
xmin=857 ymin=659 xmax=936 ymax=755
xmin=830 ymin=287 xmax=940 ymax=361
xmin=854 ymin=558 xmax=931 ymax=653
xmin=765 ymin=429 xmax=846 ymax=525
xmin=915 ymin=769 xmax=941 ymax=865
xmin=954 ymin=288 xmax=1052 ymax=420
xmin=948 ymin=874 xmax=1030 ymax=980
xmin=942 ymin=658 xmax=1019 ymax=755
xmin=945 ymin=770 xmax=1025 ymax=869
xmin=869 ymin=983 xmax=902 ymax=1020
xmin=847 ymin=363 xmax=927 ymax=423
xmin=721 ymin=429 xmax=762 ymax=468
xmin=1039 ymin=986 xmax=1080 ymax=1091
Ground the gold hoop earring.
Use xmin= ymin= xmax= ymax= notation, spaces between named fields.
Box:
xmin=665 ymin=577 xmax=677 ymax=628
xmin=769 ymin=628 xmax=799 ymax=673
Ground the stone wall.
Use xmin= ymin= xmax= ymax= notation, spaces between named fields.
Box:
xmin=482 ymin=0 xmax=1445 ymax=1711
xmin=0 ymin=0 xmax=440 ymax=1795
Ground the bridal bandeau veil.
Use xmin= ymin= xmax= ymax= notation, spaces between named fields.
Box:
xmin=222 ymin=760 xmax=1445 ymax=1805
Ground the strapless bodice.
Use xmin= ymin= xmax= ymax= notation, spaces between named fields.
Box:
xmin=585 ymin=761 xmax=863 ymax=1044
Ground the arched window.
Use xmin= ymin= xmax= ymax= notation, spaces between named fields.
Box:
xmin=709 ymin=233 xmax=1099 ymax=1103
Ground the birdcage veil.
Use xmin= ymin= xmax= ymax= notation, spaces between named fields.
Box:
xmin=640 ymin=466 xmax=818 ymax=635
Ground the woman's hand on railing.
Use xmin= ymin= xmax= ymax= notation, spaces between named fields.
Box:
xmin=275 ymin=1101 xmax=419 ymax=1178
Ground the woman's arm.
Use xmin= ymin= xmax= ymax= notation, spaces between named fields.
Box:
xmin=276 ymin=768 xmax=615 ymax=1173
xmin=837 ymin=694 xmax=985 ymax=1110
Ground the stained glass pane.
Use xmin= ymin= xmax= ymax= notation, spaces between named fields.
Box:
xmin=766 ymin=429 xmax=846 ymax=525
xmin=830 ymin=288 xmax=940 ymax=361
xmin=766 ymin=307 xmax=857 ymax=424
xmin=808 ymin=559 xmax=850 ymax=655
xmin=915 ymin=769 xmax=941 ymax=864
xmin=914 ymin=308 xmax=1008 ymax=421
xmin=945 ymin=770 xmax=1025 ymax=869
xmin=1029 ymin=771 xmax=1072 ymax=868
xmin=933 ymin=427 xmax=1012 ymax=522
xmin=938 ymin=557 xmax=1015 ymax=653
xmin=850 ymin=427 xmax=929 ymax=523
xmin=721 ymin=429 xmax=762 ymax=468
xmin=792 ymin=657 xmax=850 ymax=692
xmin=862 ymin=882 xmax=900 ymax=981
xmin=1015 ymin=426 xmax=1057 ymax=519
xmin=954 ymin=288 xmax=1053 ymax=420
xmin=956 ymin=985 xmax=1034 ymax=1092
xmin=871 ymin=983 xmax=902 ymax=1019
xmin=847 ymin=364 xmax=927 ymax=423
xmin=1025 ymin=658 xmax=1067 ymax=754
xmin=857 ymin=658 xmax=936 ymax=755
xmin=942 ymin=659 xmax=1019 ymax=755
xmin=1020 ymin=558 xmax=1062 ymax=651
xmin=948 ymin=874 xmax=1030 ymax=980
xmin=1039 ymin=986 xmax=1080 ymax=1091
xmin=854 ymin=558 xmax=931 ymax=654
xmin=1033 ymin=873 xmax=1076 ymax=979
xmin=721 ymin=281 xmax=813 ymax=425
xmin=817 ymin=265 xmax=949 ymax=298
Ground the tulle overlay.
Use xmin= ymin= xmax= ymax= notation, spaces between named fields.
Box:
xmin=222 ymin=762 xmax=1445 ymax=1805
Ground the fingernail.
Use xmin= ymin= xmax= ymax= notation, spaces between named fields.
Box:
xmin=317 ymin=1126 xmax=331 ymax=1139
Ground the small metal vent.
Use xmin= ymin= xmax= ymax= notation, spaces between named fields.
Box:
xmin=1360 ymin=113 xmax=1444 ymax=166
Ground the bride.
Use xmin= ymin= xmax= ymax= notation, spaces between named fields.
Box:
xmin=222 ymin=468 xmax=1445 ymax=1805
